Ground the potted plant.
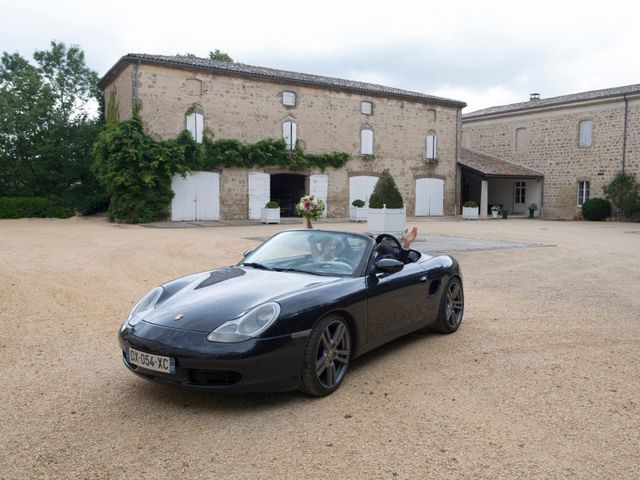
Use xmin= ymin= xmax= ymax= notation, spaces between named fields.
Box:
xmin=491 ymin=204 xmax=500 ymax=218
xmin=462 ymin=200 xmax=479 ymax=219
xmin=261 ymin=201 xmax=280 ymax=224
xmin=296 ymin=194 xmax=325 ymax=228
xmin=528 ymin=203 xmax=538 ymax=218
xmin=349 ymin=199 xmax=367 ymax=222
xmin=367 ymin=169 xmax=406 ymax=235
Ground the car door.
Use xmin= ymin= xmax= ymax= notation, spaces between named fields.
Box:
xmin=365 ymin=263 xmax=429 ymax=345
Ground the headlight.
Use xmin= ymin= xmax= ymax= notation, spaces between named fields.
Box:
xmin=126 ymin=286 xmax=163 ymax=327
xmin=207 ymin=302 xmax=281 ymax=343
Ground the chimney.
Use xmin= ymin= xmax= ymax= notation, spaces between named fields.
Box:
xmin=530 ymin=93 xmax=540 ymax=101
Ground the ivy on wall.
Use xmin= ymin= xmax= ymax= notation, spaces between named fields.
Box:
xmin=92 ymin=113 xmax=350 ymax=223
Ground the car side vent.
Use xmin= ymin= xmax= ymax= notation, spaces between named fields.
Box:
xmin=429 ymin=279 xmax=441 ymax=296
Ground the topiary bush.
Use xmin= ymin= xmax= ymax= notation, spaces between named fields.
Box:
xmin=368 ymin=170 xmax=404 ymax=209
xmin=463 ymin=200 xmax=478 ymax=208
xmin=351 ymin=199 xmax=365 ymax=208
xmin=582 ymin=197 xmax=611 ymax=221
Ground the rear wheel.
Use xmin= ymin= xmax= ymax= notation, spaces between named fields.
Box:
xmin=300 ymin=315 xmax=351 ymax=396
xmin=435 ymin=277 xmax=464 ymax=333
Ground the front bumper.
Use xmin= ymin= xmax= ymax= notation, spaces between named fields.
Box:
xmin=118 ymin=320 xmax=308 ymax=392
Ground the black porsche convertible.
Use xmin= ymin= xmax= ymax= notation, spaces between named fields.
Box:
xmin=118 ymin=229 xmax=464 ymax=396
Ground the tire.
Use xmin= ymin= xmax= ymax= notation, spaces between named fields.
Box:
xmin=435 ymin=277 xmax=464 ymax=334
xmin=300 ymin=315 xmax=351 ymax=397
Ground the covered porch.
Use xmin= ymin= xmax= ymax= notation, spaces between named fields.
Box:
xmin=458 ymin=148 xmax=545 ymax=218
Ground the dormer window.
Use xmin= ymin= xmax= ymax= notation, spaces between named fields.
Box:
xmin=361 ymin=101 xmax=373 ymax=115
xmin=282 ymin=91 xmax=296 ymax=107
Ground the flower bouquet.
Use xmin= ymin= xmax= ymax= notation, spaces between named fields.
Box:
xmin=296 ymin=194 xmax=325 ymax=228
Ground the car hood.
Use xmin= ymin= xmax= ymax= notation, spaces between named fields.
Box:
xmin=141 ymin=266 xmax=340 ymax=332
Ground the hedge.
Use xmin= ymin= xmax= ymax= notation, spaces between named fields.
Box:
xmin=0 ymin=197 xmax=74 ymax=219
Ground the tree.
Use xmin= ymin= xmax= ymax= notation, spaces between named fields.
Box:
xmin=368 ymin=169 xmax=404 ymax=208
xmin=603 ymin=172 xmax=640 ymax=219
xmin=0 ymin=41 xmax=106 ymax=213
xmin=209 ymin=50 xmax=234 ymax=62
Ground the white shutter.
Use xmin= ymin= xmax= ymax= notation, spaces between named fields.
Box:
xmin=186 ymin=113 xmax=203 ymax=143
xmin=361 ymin=129 xmax=373 ymax=155
xmin=193 ymin=171 xmax=220 ymax=220
xmin=426 ymin=134 xmax=437 ymax=159
xmin=309 ymin=174 xmax=328 ymax=217
xmin=248 ymin=172 xmax=270 ymax=219
xmin=415 ymin=178 xmax=444 ymax=216
xmin=283 ymin=121 xmax=297 ymax=150
xmin=171 ymin=173 xmax=196 ymax=221
xmin=349 ymin=175 xmax=378 ymax=206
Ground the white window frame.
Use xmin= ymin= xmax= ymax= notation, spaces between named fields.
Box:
xmin=361 ymin=128 xmax=373 ymax=155
xmin=361 ymin=101 xmax=373 ymax=115
xmin=426 ymin=132 xmax=437 ymax=159
xmin=578 ymin=181 xmax=590 ymax=206
xmin=186 ymin=111 xmax=204 ymax=143
xmin=282 ymin=91 xmax=296 ymax=107
xmin=283 ymin=121 xmax=297 ymax=150
xmin=579 ymin=120 xmax=593 ymax=147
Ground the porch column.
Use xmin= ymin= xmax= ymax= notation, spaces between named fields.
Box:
xmin=480 ymin=180 xmax=488 ymax=218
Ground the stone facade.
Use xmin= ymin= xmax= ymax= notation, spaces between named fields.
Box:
xmin=100 ymin=55 xmax=465 ymax=220
xmin=462 ymin=88 xmax=640 ymax=219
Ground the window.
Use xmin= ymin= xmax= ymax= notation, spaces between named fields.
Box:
xmin=361 ymin=101 xmax=373 ymax=115
xmin=515 ymin=181 xmax=526 ymax=204
xmin=515 ymin=127 xmax=528 ymax=152
xmin=426 ymin=131 xmax=437 ymax=159
xmin=186 ymin=110 xmax=204 ymax=143
xmin=579 ymin=120 xmax=592 ymax=147
xmin=578 ymin=181 xmax=590 ymax=206
xmin=361 ymin=128 xmax=373 ymax=155
xmin=283 ymin=121 xmax=297 ymax=150
xmin=282 ymin=91 xmax=296 ymax=107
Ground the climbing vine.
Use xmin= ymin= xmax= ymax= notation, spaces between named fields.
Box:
xmin=92 ymin=113 xmax=350 ymax=223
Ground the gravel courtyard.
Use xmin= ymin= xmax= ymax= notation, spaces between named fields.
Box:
xmin=1 ymin=216 xmax=639 ymax=479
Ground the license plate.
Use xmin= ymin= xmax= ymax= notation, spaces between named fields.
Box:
xmin=128 ymin=347 xmax=175 ymax=374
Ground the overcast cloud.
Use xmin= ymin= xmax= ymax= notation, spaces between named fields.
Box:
xmin=2 ymin=0 xmax=639 ymax=112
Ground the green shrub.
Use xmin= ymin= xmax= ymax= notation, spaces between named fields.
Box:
xmin=582 ymin=198 xmax=611 ymax=221
xmin=463 ymin=200 xmax=478 ymax=208
xmin=265 ymin=201 xmax=279 ymax=208
xmin=368 ymin=170 xmax=404 ymax=209
xmin=603 ymin=172 xmax=640 ymax=219
xmin=0 ymin=197 xmax=74 ymax=218
xmin=351 ymin=199 xmax=365 ymax=208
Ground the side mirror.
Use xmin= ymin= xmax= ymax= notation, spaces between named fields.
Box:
xmin=374 ymin=258 xmax=404 ymax=274
xmin=243 ymin=249 xmax=253 ymax=257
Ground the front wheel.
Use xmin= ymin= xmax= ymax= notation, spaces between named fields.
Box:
xmin=435 ymin=277 xmax=464 ymax=333
xmin=300 ymin=315 xmax=351 ymax=396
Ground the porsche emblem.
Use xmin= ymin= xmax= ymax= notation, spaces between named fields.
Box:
xmin=174 ymin=314 xmax=184 ymax=321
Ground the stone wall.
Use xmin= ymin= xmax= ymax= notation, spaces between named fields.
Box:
xmin=462 ymin=97 xmax=640 ymax=219
xmin=108 ymin=63 xmax=462 ymax=220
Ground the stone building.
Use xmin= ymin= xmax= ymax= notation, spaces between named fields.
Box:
xmin=461 ymin=85 xmax=640 ymax=219
xmin=99 ymin=54 xmax=466 ymax=221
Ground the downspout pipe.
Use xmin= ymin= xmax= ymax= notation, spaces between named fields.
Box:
xmin=622 ymin=95 xmax=629 ymax=173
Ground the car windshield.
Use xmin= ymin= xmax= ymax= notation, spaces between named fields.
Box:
xmin=241 ymin=230 xmax=372 ymax=276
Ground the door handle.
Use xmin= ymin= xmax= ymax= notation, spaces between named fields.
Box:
xmin=419 ymin=275 xmax=427 ymax=282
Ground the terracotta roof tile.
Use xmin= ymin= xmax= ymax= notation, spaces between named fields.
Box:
xmin=459 ymin=148 xmax=543 ymax=178
xmin=99 ymin=54 xmax=466 ymax=108
xmin=464 ymin=83 xmax=640 ymax=119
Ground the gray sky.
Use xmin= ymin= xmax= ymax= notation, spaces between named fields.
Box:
xmin=2 ymin=0 xmax=639 ymax=112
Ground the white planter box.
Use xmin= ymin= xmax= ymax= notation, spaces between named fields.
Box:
xmin=349 ymin=206 xmax=368 ymax=222
xmin=260 ymin=208 xmax=280 ymax=224
xmin=367 ymin=207 xmax=406 ymax=235
xmin=462 ymin=206 xmax=479 ymax=219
